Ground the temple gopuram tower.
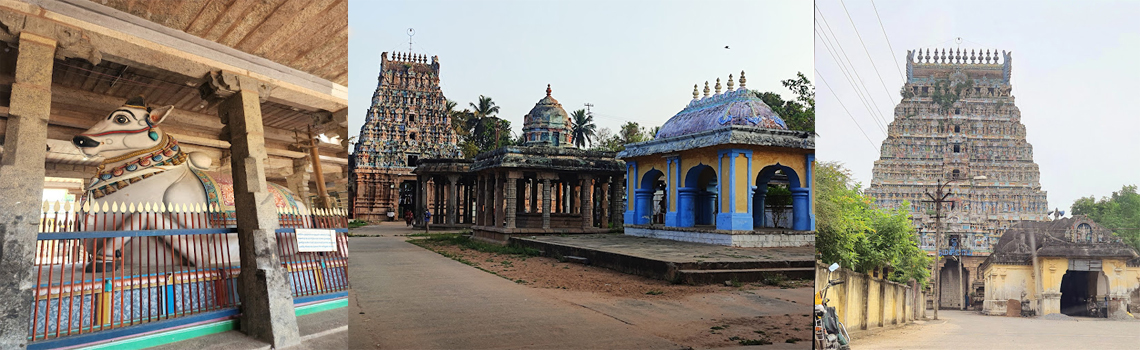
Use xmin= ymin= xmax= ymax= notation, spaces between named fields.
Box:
xmin=865 ymin=48 xmax=1049 ymax=309
xmin=351 ymin=52 xmax=461 ymax=221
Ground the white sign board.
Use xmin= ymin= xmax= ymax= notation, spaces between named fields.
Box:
xmin=295 ymin=229 xmax=337 ymax=252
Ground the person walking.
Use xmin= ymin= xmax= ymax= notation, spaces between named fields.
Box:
xmin=404 ymin=209 xmax=413 ymax=227
xmin=423 ymin=210 xmax=432 ymax=233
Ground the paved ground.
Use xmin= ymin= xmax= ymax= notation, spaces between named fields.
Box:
xmin=854 ymin=310 xmax=1140 ymax=349
xmin=349 ymin=226 xmax=683 ymax=349
xmin=520 ymin=234 xmax=814 ymax=263
xmin=349 ymin=223 xmax=814 ymax=349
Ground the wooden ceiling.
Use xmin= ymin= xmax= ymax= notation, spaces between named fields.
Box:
xmin=89 ymin=0 xmax=348 ymax=86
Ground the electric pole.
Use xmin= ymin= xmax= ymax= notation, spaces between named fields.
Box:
xmin=922 ymin=178 xmax=957 ymax=320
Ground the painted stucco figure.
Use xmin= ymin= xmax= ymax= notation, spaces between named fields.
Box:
xmin=73 ymin=96 xmax=307 ymax=272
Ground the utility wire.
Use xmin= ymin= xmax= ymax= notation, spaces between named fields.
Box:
xmin=816 ymin=7 xmax=892 ymax=133
xmin=870 ymin=0 xmax=905 ymax=81
xmin=839 ymin=0 xmax=896 ymax=105
xmin=815 ymin=24 xmax=888 ymax=136
xmin=816 ymin=70 xmax=879 ymax=152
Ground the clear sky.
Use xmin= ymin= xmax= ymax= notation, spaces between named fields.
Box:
xmin=815 ymin=0 xmax=1140 ymax=214
xmin=348 ymin=0 xmax=813 ymax=149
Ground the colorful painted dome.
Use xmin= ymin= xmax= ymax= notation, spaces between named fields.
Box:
xmin=655 ymin=73 xmax=787 ymax=139
xmin=522 ymin=84 xmax=573 ymax=148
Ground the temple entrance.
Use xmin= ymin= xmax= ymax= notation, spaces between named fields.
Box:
xmin=1059 ymin=264 xmax=1108 ymax=317
xmin=635 ymin=169 xmax=665 ymax=225
xmin=398 ymin=180 xmax=416 ymax=221
xmin=754 ymin=164 xmax=810 ymax=230
xmin=679 ymin=164 xmax=717 ymax=227
xmin=938 ymin=258 xmax=969 ymax=309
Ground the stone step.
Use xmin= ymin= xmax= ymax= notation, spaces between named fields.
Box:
xmin=674 ymin=267 xmax=815 ymax=285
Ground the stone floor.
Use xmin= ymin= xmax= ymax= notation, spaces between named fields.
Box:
xmin=149 ymin=305 xmax=346 ymax=349
xmin=516 ymin=233 xmax=814 ymax=263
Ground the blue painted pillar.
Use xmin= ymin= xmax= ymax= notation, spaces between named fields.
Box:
xmin=753 ymin=185 xmax=768 ymax=228
xmin=624 ymin=162 xmax=637 ymax=225
xmin=716 ymin=149 xmax=754 ymax=231
xmin=791 ymin=187 xmax=810 ymax=231
xmin=664 ymin=157 xmax=680 ymax=227
xmin=806 ymin=154 xmax=816 ymax=231
xmin=634 ymin=188 xmax=654 ymax=225
xmin=677 ymin=187 xmax=697 ymax=227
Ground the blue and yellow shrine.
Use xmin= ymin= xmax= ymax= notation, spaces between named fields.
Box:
xmin=616 ymin=72 xmax=815 ymax=247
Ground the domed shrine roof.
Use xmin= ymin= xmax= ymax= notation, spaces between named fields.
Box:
xmin=522 ymin=85 xmax=573 ymax=148
xmin=654 ymin=72 xmax=787 ymax=140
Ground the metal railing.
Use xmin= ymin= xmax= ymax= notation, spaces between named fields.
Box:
xmin=30 ymin=201 xmax=348 ymax=342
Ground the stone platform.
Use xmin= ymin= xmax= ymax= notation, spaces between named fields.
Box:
xmin=624 ymin=224 xmax=814 ymax=248
xmin=510 ymin=234 xmax=814 ymax=284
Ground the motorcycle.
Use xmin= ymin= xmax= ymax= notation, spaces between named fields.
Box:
xmin=815 ymin=262 xmax=851 ymax=350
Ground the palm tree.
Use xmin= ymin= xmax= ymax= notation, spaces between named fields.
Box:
xmin=570 ymin=109 xmax=597 ymax=148
xmin=467 ymin=95 xmax=500 ymax=144
xmin=445 ymin=100 xmax=470 ymax=138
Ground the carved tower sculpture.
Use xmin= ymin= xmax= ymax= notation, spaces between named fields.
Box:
xmin=351 ymin=52 xmax=461 ymax=221
xmin=865 ymin=49 xmax=1049 ymax=308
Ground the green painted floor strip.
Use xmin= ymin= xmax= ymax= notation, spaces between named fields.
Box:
xmin=296 ymin=297 xmax=348 ymax=317
xmin=78 ymin=320 xmax=237 ymax=350
xmin=74 ymin=297 xmax=346 ymax=349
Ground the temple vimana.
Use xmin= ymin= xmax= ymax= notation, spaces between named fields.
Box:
xmin=351 ymin=52 xmax=462 ymax=221
xmin=865 ymin=48 xmax=1049 ymax=308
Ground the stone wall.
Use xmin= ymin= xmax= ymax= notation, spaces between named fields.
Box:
xmin=816 ymin=262 xmax=922 ymax=336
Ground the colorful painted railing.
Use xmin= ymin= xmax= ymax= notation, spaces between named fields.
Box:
xmin=30 ymin=201 xmax=348 ymax=343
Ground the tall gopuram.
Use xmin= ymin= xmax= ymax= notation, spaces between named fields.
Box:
xmin=351 ymin=52 xmax=462 ymax=222
xmin=864 ymin=48 xmax=1049 ymax=309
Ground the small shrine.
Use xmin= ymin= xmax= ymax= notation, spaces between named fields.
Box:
xmin=617 ymin=72 xmax=815 ymax=247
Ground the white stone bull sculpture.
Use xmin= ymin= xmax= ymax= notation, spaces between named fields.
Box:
xmin=73 ymin=96 xmax=307 ymax=272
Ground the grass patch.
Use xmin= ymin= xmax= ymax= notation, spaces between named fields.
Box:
xmin=409 ymin=233 xmax=541 ymax=256
xmin=710 ymin=325 xmax=728 ymax=331
xmin=761 ymin=273 xmax=787 ymax=287
xmin=645 ymin=290 xmax=664 ymax=295
xmin=348 ymin=219 xmax=369 ymax=229
xmin=737 ymin=338 xmax=772 ymax=346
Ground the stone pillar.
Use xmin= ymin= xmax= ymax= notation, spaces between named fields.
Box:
xmin=286 ymin=158 xmax=313 ymax=208
xmin=610 ymin=174 xmax=623 ymax=227
xmin=203 ymin=71 xmax=299 ymax=347
xmin=477 ymin=176 xmax=486 ymax=226
xmin=542 ymin=178 xmax=552 ymax=229
xmin=484 ymin=174 xmax=494 ymax=226
xmin=599 ymin=178 xmax=610 ymax=228
xmin=494 ymin=173 xmax=504 ymax=227
xmin=581 ymin=175 xmax=594 ymax=229
xmin=416 ymin=175 xmax=426 ymax=225
xmin=0 ymin=32 xmax=55 ymax=348
xmin=447 ymin=175 xmax=459 ymax=225
xmin=530 ymin=179 xmax=538 ymax=213
xmin=505 ymin=172 xmax=519 ymax=229
xmin=563 ymin=182 xmax=571 ymax=214
xmin=791 ymin=188 xmax=811 ymax=231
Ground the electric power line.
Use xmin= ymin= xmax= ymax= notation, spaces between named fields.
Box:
xmin=816 ymin=70 xmax=879 ymax=152
xmin=870 ymin=0 xmax=905 ymax=81
xmin=815 ymin=24 xmax=889 ymax=137
xmin=839 ymin=0 xmax=897 ymax=106
xmin=816 ymin=7 xmax=892 ymax=133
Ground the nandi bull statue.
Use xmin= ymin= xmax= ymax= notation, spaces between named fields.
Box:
xmin=73 ymin=96 xmax=308 ymax=272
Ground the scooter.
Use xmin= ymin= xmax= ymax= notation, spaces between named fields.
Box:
xmin=815 ymin=262 xmax=851 ymax=350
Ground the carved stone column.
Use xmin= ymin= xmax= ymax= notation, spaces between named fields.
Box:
xmin=447 ymin=174 xmax=459 ymax=225
xmin=581 ymin=175 xmax=594 ymax=229
xmin=610 ymin=174 xmax=624 ymax=227
xmin=542 ymin=177 xmax=552 ymax=229
xmin=505 ymin=172 xmax=520 ymax=229
xmin=0 ymin=32 xmax=55 ymax=348
xmin=599 ymin=177 xmax=610 ymax=227
xmin=494 ymin=173 xmax=504 ymax=227
xmin=201 ymin=71 xmax=299 ymax=347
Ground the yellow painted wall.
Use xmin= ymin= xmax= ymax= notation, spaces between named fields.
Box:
xmin=734 ymin=153 xmax=748 ymax=213
xmin=982 ymin=264 xmax=1037 ymax=305
xmin=749 ymin=149 xmax=810 ymax=187
xmin=1101 ymin=259 xmax=1140 ymax=298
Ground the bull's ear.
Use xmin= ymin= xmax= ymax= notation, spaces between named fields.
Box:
xmin=149 ymin=105 xmax=174 ymax=126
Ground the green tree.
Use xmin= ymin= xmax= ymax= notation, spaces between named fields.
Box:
xmin=1072 ymin=185 xmax=1140 ymax=251
xmin=570 ymin=109 xmax=597 ymax=148
xmin=815 ymin=161 xmax=931 ymax=286
xmin=755 ymin=72 xmax=815 ymax=133
xmin=468 ymin=95 xmax=500 ymax=147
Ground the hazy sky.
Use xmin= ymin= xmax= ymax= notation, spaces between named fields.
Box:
xmin=815 ymin=0 xmax=1140 ymax=214
xmin=348 ymin=0 xmax=812 ymax=149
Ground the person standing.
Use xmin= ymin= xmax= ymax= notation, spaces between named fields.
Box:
xmin=404 ymin=209 xmax=413 ymax=227
xmin=423 ymin=209 xmax=432 ymax=233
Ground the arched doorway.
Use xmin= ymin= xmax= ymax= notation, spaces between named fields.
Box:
xmin=939 ymin=257 xmax=969 ymax=309
xmin=635 ymin=169 xmax=664 ymax=225
xmin=754 ymin=164 xmax=810 ymax=230
xmin=678 ymin=164 xmax=717 ymax=227
xmin=1059 ymin=261 xmax=1109 ymax=317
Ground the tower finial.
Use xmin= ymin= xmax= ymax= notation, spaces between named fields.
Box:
xmin=546 ymin=84 xmax=551 ymax=97
xmin=693 ymin=84 xmax=699 ymax=99
xmin=715 ymin=78 xmax=722 ymax=95
xmin=727 ymin=74 xmax=735 ymax=91
xmin=703 ymin=81 xmax=710 ymax=98
xmin=739 ymin=70 xmax=746 ymax=89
